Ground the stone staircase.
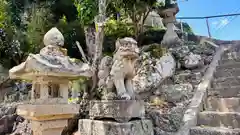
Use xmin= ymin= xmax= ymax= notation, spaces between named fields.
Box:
xmin=189 ymin=46 xmax=240 ymax=135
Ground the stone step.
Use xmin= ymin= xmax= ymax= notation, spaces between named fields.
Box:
xmin=214 ymin=68 xmax=240 ymax=78
xmin=190 ymin=126 xmax=240 ymax=135
xmin=206 ymin=97 xmax=240 ymax=112
xmin=208 ymin=86 xmax=240 ymax=98
xmin=217 ymin=62 xmax=240 ymax=70
xmin=211 ymin=76 xmax=240 ymax=89
xmin=216 ymin=65 xmax=240 ymax=72
xmin=221 ymin=50 xmax=240 ymax=59
xmin=220 ymin=58 xmax=240 ymax=65
xmin=198 ymin=111 xmax=240 ymax=128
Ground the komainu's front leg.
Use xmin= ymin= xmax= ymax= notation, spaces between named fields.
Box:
xmin=125 ymin=79 xmax=135 ymax=100
xmin=114 ymin=79 xmax=131 ymax=100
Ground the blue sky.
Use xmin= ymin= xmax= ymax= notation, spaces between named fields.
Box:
xmin=177 ymin=0 xmax=240 ymax=40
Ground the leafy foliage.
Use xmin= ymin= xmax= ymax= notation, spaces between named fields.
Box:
xmin=183 ymin=23 xmax=194 ymax=35
xmin=0 ymin=0 xmax=192 ymax=69
xmin=103 ymin=19 xmax=135 ymax=54
xmin=164 ymin=0 xmax=177 ymax=8
xmin=105 ymin=19 xmax=134 ymax=37
xmin=0 ymin=0 xmax=9 ymax=28
xmin=51 ymin=0 xmax=78 ymax=22
xmin=56 ymin=20 xmax=86 ymax=59
xmin=138 ymin=28 xmax=166 ymax=46
xmin=0 ymin=1 xmax=18 ymax=67
xmin=110 ymin=0 xmax=161 ymax=38
xmin=143 ymin=43 xmax=166 ymax=58
xmin=26 ymin=2 xmax=55 ymax=53
xmin=73 ymin=0 xmax=98 ymax=26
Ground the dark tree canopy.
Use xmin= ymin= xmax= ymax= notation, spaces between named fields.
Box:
xmin=0 ymin=0 xmax=193 ymax=68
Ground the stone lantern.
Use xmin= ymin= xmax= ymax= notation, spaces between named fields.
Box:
xmin=159 ymin=2 xmax=181 ymax=47
xmin=9 ymin=27 xmax=92 ymax=135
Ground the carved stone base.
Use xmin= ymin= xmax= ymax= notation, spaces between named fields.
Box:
xmin=89 ymin=100 xmax=145 ymax=122
xmin=31 ymin=119 xmax=67 ymax=135
xmin=17 ymin=104 xmax=79 ymax=121
xmin=78 ymin=119 xmax=154 ymax=135
xmin=17 ymin=104 xmax=79 ymax=135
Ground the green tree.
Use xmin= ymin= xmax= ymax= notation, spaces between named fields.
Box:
xmin=73 ymin=0 xmax=98 ymax=26
xmin=181 ymin=22 xmax=194 ymax=35
xmin=51 ymin=0 xmax=78 ymax=22
xmin=0 ymin=0 xmax=8 ymax=28
xmin=175 ymin=21 xmax=194 ymax=35
xmin=0 ymin=1 xmax=55 ymax=67
xmin=0 ymin=0 xmax=18 ymax=67
xmin=26 ymin=2 xmax=55 ymax=52
xmin=110 ymin=0 xmax=160 ymax=39
xmin=72 ymin=0 xmax=98 ymax=60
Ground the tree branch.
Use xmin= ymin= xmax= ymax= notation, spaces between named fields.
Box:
xmin=76 ymin=41 xmax=89 ymax=64
xmin=139 ymin=7 xmax=151 ymax=34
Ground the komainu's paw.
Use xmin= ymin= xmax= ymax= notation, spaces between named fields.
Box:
xmin=120 ymin=93 xmax=131 ymax=100
xmin=102 ymin=92 xmax=117 ymax=100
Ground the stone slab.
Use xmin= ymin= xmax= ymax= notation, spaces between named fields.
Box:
xmin=190 ymin=126 xmax=240 ymax=135
xmin=211 ymin=76 xmax=240 ymax=89
xmin=214 ymin=68 xmax=240 ymax=78
xmin=208 ymin=86 xmax=240 ymax=98
xmin=198 ymin=111 xmax=240 ymax=128
xmin=217 ymin=61 xmax=240 ymax=70
xmin=31 ymin=119 xmax=67 ymax=135
xmin=29 ymin=98 xmax=68 ymax=104
xmin=89 ymin=100 xmax=145 ymax=122
xmin=215 ymin=67 xmax=240 ymax=73
xmin=220 ymin=58 xmax=240 ymax=65
xmin=78 ymin=119 xmax=154 ymax=135
xmin=207 ymin=97 xmax=240 ymax=112
xmin=17 ymin=104 xmax=79 ymax=121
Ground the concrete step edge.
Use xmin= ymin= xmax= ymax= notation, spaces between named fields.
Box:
xmin=208 ymin=91 xmax=240 ymax=98
xmin=199 ymin=111 xmax=240 ymax=115
xmin=198 ymin=111 xmax=240 ymax=128
xmin=213 ymin=76 xmax=240 ymax=81
xmin=209 ymin=85 xmax=240 ymax=90
xmin=207 ymin=97 xmax=240 ymax=100
xmin=206 ymin=97 xmax=240 ymax=112
xmin=190 ymin=126 xmax=240 ymax=134
xmin=216 ymin=67 xmax=240 ymax=71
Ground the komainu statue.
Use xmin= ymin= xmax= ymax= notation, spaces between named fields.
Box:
xmin=98 ymin=37 xmax=140 ymax=100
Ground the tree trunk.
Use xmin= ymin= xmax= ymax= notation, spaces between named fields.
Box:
xmin=136 ymin=9 xmax=151 ymax=40
xmin=84 ymin=26 xmax=96 ymax=62
xmin=89 ymin=0 xmax=107 ymax=97
xmin=90 ymin=24 xmax=104 ymax=97
xmin=134 ymin=22 xmax=139 ymax=40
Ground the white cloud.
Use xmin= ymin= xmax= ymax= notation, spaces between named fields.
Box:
xmin=212 ymin=18 xmax=229 ymax=29
xmin=220 ymin=19 xmax=229 ymax=26
xmin=212 ymin=21 xmax=218 ymax=25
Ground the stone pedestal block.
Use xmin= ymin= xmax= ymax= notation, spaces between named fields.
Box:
xmin=79 ymin=119 xmax=154 ymax=135
xmin=31 ymin=120 xmax=67 ymax=135
xmin=17 ymin=104 xmax=79 ymax=121
xmin=89 ymin=100 xmax=145 ymax=122
xmin=17 ymin=104 xmax=79 ymax=135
